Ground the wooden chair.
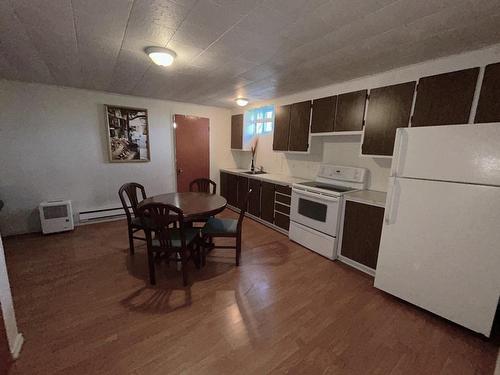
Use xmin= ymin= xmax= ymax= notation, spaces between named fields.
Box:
xmin=138 ymin=203 xmax=200 ymax=286
xmin=118 ymin=182 xmax=149 ymax=255
xmin=201 ymin=189 xmax=252 ymax=266
xmin=189 ymin=178 xmax=217 ymax=194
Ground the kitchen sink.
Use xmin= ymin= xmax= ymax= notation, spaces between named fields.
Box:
xmin=243 ymin=171 xmax=267 ymax=175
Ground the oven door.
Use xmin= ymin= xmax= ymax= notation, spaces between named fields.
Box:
xmin=290 ymin=188 xmax=340 ymax=237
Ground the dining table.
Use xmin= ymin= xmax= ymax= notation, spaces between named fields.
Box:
xmin=137 ymin=192 xmax=227 ymax=221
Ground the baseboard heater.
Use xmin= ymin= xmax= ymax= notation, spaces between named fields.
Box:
xmin=78 ymin=206 xmax=128 ymax=224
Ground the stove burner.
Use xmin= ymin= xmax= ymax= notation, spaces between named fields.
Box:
xmin=296 ymin=181 xmax=354 ymax=193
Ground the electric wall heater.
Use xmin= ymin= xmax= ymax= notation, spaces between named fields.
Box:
xmin=39 ymin=200 xmax=74 ymax=234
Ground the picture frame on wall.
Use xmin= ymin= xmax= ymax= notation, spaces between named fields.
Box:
xmin=105 ymin=105 xmax=151 ymax=162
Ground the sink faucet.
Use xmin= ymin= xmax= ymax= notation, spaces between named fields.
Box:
xmin=259 ymin=166 xmax=264 ymax=172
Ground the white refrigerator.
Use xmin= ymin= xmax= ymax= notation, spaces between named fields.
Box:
xmin=374 ymin=123 xmax=500 ymax=337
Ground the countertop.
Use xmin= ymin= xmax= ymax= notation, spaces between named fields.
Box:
xmin=345 ymin=190 xmax=387 ymax=207
xmin=220 ymin=168 xmax=308 ymax=186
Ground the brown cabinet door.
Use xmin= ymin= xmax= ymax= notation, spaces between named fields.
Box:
xmin=237 ymin=176 xmax=249 ymax=210
xmin=272 ymin=105 xmax=291 ymax=151
xmin=219 ymin=171 xmax=227 ymax=198
xmin=311 ymin=96 xmax=337 ymax=133
xmin=274 ymin=212 xmax=290 ymax=231
xmin=226 ymin=173 xmax=238 ymax=207
xmin=335 ymin=89 xmax=367 ymax=132
xmin=248 ymin=178 xmax=261 ymax=216
xmin=289 ymin=100 xmax=311 ymax=151
xmin=341 ymin=201 xmax=384 ymax=270
xmin=475 ymin=62 xmax=500 ymax=123
xmin=362 ymin=81 xmax=416 ymax=156
xmin=412 ymin=67 xmax=479 ymax=127
xmin=260 ymin=182 xmax=275 ymax=223
xmin=231 ymin=114 xmax=243 ymax=149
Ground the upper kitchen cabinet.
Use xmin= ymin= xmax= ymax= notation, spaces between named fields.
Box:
xmin=272 ymin=101 xmax=311 ymax=152
xmin=412 ymin=68 xmax=479 ymax=127
xmin=311 ymin=96 xmax=337 ymax=133
xmin=334 ymin=89 xmax=367 ymax=132
xmin=288 ymin=100 xmax=312 ymax=151
xmin=362 ymin=81 xmax=416 ymax=156
xmin=475 ymin=62 xmax=500 ymax=123
xmin=231 ymin=114 xmax=243 ymax=149
xmin=272 ymin=105 xmax=291 ymax=151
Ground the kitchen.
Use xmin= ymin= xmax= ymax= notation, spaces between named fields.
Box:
xmin=1 ymin=1 xmax=500 ymax=372
xmin=221 ymin=47 xmax=500 ymax=339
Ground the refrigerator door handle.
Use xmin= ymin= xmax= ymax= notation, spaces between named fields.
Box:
xmin=391 ymin=128 xmax=408 ymax=177
xmin=384 ymin=177 xmax=400 ymax=224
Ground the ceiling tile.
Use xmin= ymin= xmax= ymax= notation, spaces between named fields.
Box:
xmin=1 ymin=0 xmax=500 ymax=107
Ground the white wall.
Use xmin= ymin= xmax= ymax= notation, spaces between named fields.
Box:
xmin=0 ymin=80 xmax=235 ymax=235
xmin=0 ymin=234 xmax=22 ymax=357
xmin=232 ymin=44 xmax=500 ymax=191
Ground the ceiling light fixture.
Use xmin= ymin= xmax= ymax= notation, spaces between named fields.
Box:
xmin=145 ymin=47 xmax=176 ymax=67
xmin=235 ymin=98 xmax=249 ymax=107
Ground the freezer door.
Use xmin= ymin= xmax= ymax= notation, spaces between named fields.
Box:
xmin=375 ymin=177 xmax=500 ymax=336
xmin=391 ymin=123 xmax=500 ymax=186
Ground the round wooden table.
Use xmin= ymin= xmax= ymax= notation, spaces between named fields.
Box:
xmin=138 ymin=192 xmax=227 ymax=221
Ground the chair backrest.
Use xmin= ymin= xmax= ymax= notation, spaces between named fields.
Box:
xmin=189 ymin=178 xmax=217 ymax=194
xmin=138 ymin=203 xmax=187 ymax=250
xmin=118 ymin=182 xmax=147 ymax=223
xmin=237 ymin=188 xmax=253 ymax=232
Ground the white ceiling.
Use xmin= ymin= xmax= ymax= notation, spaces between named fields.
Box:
xmin=1 ymin=0 xmax=500 ymax=108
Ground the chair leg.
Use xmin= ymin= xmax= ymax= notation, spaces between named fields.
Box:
xmin=147 ymin=249 xmax=156 ymax=285
xmin=128 ymin=226 xmax=135 ymax=255
xmin=181 ymin=252 xmax=188 ymax=286
xmin=236 ymin=234 xmax=241 ymax=266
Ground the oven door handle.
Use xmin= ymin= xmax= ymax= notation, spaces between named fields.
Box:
xmin=292 ymin=188 xmax=339 ymax=202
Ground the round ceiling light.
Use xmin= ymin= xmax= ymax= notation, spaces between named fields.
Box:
xmin=145 ymin=47 xmax=176 ymax=67
xmin=235 ymin=97 xmax=249 ymax=107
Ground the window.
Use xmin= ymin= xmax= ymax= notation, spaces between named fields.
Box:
xmin=244 ymin=105 xmax=274 ymax=136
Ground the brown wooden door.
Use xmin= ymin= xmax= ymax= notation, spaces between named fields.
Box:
xmin=231 ymin=114 xmax=243 ymax=149
xmin=289 ymin=101 xmax=311 ymax=151
xmin=237 ymin=176 xmax=249 ymax=210
xmin=226 ymin=173 xmax=238 ymax=207
xmin=311 ymin=96 xmax=337 ymax=133
xmin=341 ymin=201 xmax=384 ymax=270
xmin=335 ymin=89 xmax=367 ymax=131
xmin=272 ymin=105 xmax=291 ymax=151
xmin=362 ymin=81 xmax=416 ymax=156
xmin=475 ymin=62 xmax=500 ymax=123
xmin=260 ymin=182 xmax=275 ymax=223
xmin=248 ymin=178 xmax=261 ymax=216
xmin=412 ymin=68 xmax=479 ymax=127
xmin=175 ymin=114 xmax=210 ymax=192
xmin=219 ymin=171 xmax=228 ymax=198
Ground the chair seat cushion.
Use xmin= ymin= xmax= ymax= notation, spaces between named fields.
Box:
xmin=152 ymin=227 xmax=199 ymax=248
xmin=202 ymin=217 xmax=237 ymax=235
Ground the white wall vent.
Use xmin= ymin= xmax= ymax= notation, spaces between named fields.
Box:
xmin=39 ymin=200 xmax=74 ymax=234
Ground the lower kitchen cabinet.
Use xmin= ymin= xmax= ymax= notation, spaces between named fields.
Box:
xmin=237 ymin=176 xmax=249 ymax=210
xmin=219 ymin=171 xmax=227 ymax=198
xmin=248 ymin=179 xmax=261 ymax=216
xmin=274 ymin=212 xmax=290 ymax=231
xmin=260 ymin=182 xmax=275 ymax=224
xmin=226 ymin=173 xmax=238 ymax=207
xmin=340 ymin=200 xmax=384 ymax=270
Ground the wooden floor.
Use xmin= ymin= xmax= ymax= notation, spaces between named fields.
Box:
xmin=4 ymin=210 xmax=499 ymax=374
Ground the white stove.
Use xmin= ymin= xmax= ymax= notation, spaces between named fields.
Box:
xmin=289 ymin=165 xmax=367 ymax=260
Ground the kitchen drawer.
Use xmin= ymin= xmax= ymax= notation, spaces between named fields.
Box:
xmin=275 ymin=193 xmax=291 ymax=205
xmin=274 ymin=212 xmax=290 ymax=231
xmin=274 ymin=202 xmax=290 ymax=215
xmin=275 ymin=185 xmax=292 ymax=195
